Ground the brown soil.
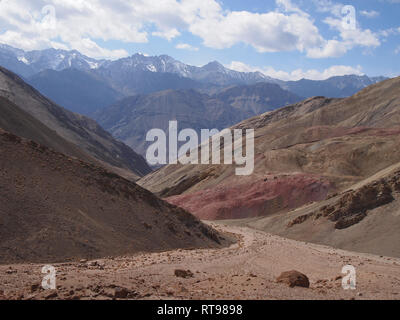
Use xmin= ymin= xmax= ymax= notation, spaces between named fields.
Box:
xmin=1 ymin=224 xmax=399 ymax=300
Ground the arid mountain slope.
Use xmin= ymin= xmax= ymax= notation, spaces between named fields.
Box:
xmin=0 ymin=129 xmax=227 ymax=264
xmin=0 ymin=66 xmax=151 ymax=178
xmin=0 ymin=96 xmax=94 ymax=164
xmin=231 ymin=163 xmax=400 ymax=258
xmin=140 ymin=77 xmax=400 ymax=221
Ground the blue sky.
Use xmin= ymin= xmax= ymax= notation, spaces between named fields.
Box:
xmin=0 ymin=0 xmax=398 ymax=80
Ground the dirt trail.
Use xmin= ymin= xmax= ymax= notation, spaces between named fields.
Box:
xmin=1 ymin=224 xmax=399 ymax=300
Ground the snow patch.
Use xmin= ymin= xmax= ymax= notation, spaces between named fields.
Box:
xmin=17 ymin=56 xmax=29 ymax=65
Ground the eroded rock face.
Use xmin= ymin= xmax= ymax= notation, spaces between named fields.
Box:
xmin=288 ymin=171 xmax=399 ymax=230
xmin=277 ymin=270 xmax=310 ymax=288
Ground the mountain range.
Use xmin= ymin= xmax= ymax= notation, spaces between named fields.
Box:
xmin=94 ymin=83 xmax=301 ymax=156
xmin=0 ymin=44 xmax=389 ymax=118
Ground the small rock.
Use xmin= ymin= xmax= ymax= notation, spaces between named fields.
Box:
xmin=5 ymin=269 xmax=17 ymax=275
xmin=44 ymin=291 xmax=58 ymax=300
xmin=174 ymin=269 xmax=194 ymax=279
xmin=277 ymin=270 xmax=310 ymax=288
xmin=114 ymin=287 xmax=129 ymax=299
xmin=30 ymin=284 xmax=40 ymax=292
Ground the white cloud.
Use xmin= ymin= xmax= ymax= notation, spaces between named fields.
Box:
xmin=395 ymin=46 xmax=400 ymax=54
xmin=152 ymin=29 xmax=181 ymax=41
xmin=0 ymin=0 xmax=327 ymax=58
xmin=360 ymin=10 xmax=380 ymax=18
xmin=0 ymin=0 xmax=385 ymax=59
xmin=307 ymin=13 xmax=380 ymax=58
xmin=227 ymin=61 xmax=364 ymax=81
xmin=190 ymin=10 xmax=325 ymax=54
xmin=309 ymin=0 xmax=383 ymax=58
xmin=312 ymin=0 xmax=344 ymax=17
xmin=176 ymin=43 xmax=199 ymax=51
xmin=276 ymin=0 xmax=307 ymax=15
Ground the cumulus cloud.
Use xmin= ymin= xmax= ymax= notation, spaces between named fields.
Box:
xmin=309 ymin=0 xmax=383 ymax=58
xmin=307 ymin=3 xmax=381 ymax=58
xmin=0 ymin=0 xmax=327 ymax=58
xmin=189 ymin=10 xmax=324 ymax=54
xmin=0 ymin=0 xmax=386 ymax=59
xmin=176 ymin=43 xmax=199 ymax=51
xmin=227 ymin=61 xmax=364 ymax=81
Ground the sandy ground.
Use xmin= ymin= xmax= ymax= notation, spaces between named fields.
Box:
xmin=0 ymin=223 xmax=399 ymax=300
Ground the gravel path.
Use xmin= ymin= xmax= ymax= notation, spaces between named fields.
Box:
xmin=1 ymin=224 xmax=399 ymax=300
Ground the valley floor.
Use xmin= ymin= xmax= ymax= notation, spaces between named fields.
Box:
xmin=0 ymin=224 xmax=399 ymax=300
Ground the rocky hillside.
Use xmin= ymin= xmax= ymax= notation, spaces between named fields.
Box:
xmin=237 ymin=163 xmax=400 ymax=258
xmin=0 ymin=66 xmax=151 ymax=179
xmin=0 ymin=129 xmax=228 ymax=264
xmin=140 ymin=77 xmax=400 ymax=221
xmin=0 ymin=96 xmax=93 ymax=165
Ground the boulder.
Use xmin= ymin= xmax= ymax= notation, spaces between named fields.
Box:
xmin=277 ymin=270 xmax=310 ymax=288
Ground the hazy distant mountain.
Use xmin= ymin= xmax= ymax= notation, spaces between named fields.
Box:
xmin=214 ymin=82 xmax=302 ymax=118
xmin=94 ymin=89 xmax=243 ymax=156
xmin=95 ymin=65 xmax=205 ymax=96
xmin=189 ymin=61 xmax=273 ymax=86
xmin=281 ymin=75 xmax=388 ymax=98
xmin=27 ymin=69 xmax=123 ymax=115
xmin=94 ymin=83 xmax=301 ymax=156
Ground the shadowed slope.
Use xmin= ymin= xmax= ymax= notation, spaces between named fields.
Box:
xmin=0 ymin=129 xmax=228 ymax=264
xmin=0 ymin=66 xmax=151 ymax=178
